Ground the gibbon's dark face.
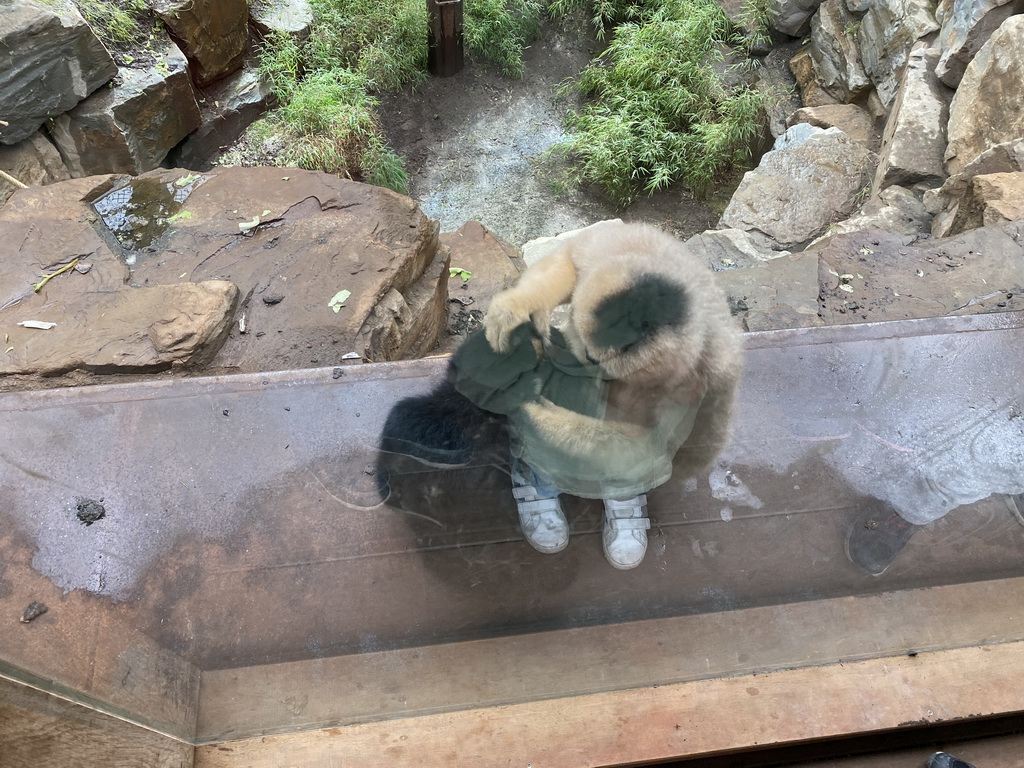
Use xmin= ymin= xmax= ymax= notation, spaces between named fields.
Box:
xmin=590 ymin=273 xmax=689 ymax=354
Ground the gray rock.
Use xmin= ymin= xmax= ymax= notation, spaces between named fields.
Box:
xmin=769 ymin=0 xmax=824 ymax=36
xmin=811 ymin=185 xmax=933 ymax=244
xmin=935 ymin=0 xmax=1024 ymax=87
xmin=685 ymin=228 xmax=792 ymax=272
xmin=0 ymin=132 xmax=70 ymax=205
xmin=809 ymin=0 xmax=871 ymax=102
xmin=49 ymin=39 xmax=201 ymax=176
xmin=859 ymin=0 xmax=940 ymax=108
xmin=250 ymin=0 xmax=313 ymax=43
xmin=787 ymin=104 xmax=878 ymax=148
xmin=711 ymin=251 xmax=823 ymax=331
xmin=153 ymin=0 xmax=249 ymax=87
xmin=720 ymin=125 xmax=877 ymax=249
xmin=170 ymin=67 xmax=275 ymax=171
xmin=0 ymin=0 xmax=117 ymax=145
xmin=946 ymin=15 xmax=1024 ymax=175
xmin=873 ymin=46 xmax=952 ymax=192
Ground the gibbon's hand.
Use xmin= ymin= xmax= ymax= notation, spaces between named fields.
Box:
xmin=484 ymin=291 xmax=550 ymax=352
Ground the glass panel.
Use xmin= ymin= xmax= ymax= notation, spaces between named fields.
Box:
xmin=2 ymin=312 xmax=1023 ymax=744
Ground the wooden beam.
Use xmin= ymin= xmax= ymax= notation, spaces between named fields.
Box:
xmin=195 ymin=641 xmax=1024 ymax=768
xmin=0 ymin=676 xmax=193 ymax=768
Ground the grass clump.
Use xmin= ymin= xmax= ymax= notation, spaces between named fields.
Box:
xmin=463 ymin=0 xmax=545 ymax=77
xmin=244 ymin=0 xmax=428 ymax=193
xmin=60 ymin=0 xmax=149 ymax=49
xmin=548 ymin=0 xmax=766 ymax=206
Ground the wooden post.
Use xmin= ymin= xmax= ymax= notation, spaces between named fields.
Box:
xmin=427 ymin=0 xmax=464 ymax=77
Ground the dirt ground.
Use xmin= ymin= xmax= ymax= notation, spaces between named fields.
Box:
xmin=378 ymin=12 xmax=727 ymax=246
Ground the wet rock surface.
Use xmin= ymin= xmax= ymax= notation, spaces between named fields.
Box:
xmin=0 ymin=167 xmax=450 ymax=388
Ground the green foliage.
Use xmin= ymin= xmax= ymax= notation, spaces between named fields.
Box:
xmin=549 ymin=0 xmax=662 ymax=38
xmin=464 ymin=0 xmax=545 ymax=77
xmin=69 ymin=0 xmax=148 ymax=47
xmin=734 ymin=0 xmax=773 ymax=56
xmin=548 ymin=0 xmax=766 ymax=205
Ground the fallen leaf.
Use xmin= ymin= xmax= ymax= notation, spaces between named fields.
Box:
xmin=449 ymin=267 xmax=472 ymax=283
xmin=167 ymin=210 xmax=192 ymax=223
xmin=239 ymin=216 xmax=260 ymax=233
xmin=328 ymin=290 xmax=352 ymax=313
xmin=839 ymin=284 xmax=854 ymax=293
xmin=174 ymin=173 xmax=200 ymax=187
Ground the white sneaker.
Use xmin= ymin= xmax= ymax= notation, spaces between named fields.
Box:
xmin=602 ymin=495 xmax=650 ymax=570
xmin=513 ymin=489 xmax=569 ymax=553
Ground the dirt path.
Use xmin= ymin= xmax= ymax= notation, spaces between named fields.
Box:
xmin=379 ymin=13 xmax=724 ymax=246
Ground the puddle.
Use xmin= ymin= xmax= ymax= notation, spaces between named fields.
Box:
xmin=90 ymin=174 xmax=204 ymax=263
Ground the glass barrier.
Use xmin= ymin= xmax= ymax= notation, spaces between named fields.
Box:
xmin=2 ymin=311 xmax=1023 ymax=746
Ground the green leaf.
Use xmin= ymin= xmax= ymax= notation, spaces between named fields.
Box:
xmin=174 ymin=173 xmax=200 ymax=187
xmin=328 ymin=290 xmax=352 ymax=313
xmin=239 ymin=216 xmax=260 ymax=233
xmin=167 ymin=210 xmax=192 ymax=223
xmin=449 ymin=267 xmax=472 ymax=283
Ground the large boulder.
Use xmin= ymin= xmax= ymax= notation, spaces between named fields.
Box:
xmin=789 ymin=48 xmax=842 ymax=108
xmin=858 ymin=0 xmax=940 ymax=108
xmin=813 ymin=185 xmax=933 ymax=243
xmin=169 ymin=67 xmax=276 ymax=171
xmin=0 ymin=0 xmax=118 ymax=145
xmin=0 ymin=132 xmax=70 ymax=205
xmin=786 ymin=104 xmax=877 ymax=148
xmin=0 ymin=168 xmax=451 ymax=385
xmin=925 ymin=138 xmax=1024 ymax=235
xmin=720 ymin=125 xmax=877 ymax=249
xmin=945 ymin=15 xmax=1024 ymax=175
xmin=947 ymin=171 xmax=1024 ymax=235
xmin=770 ymin=0 xmax=824 ymax=36
xmin=49 ymin=40 xmax=201 ymax=176
xmin=153 ymin=0 xmax=249 ymax=87
xmin=250 ymin=0 xmax=314 ymax=43
xmin=437 ymin=221 xmax=524 ymax=351
xmin=816 ymin=223 xmax=1024 ymax=324
xmin=873 ymin=46 xmax=953 ymax=192
xmin=808 ymin=0 xmax=871 ymax=103
xmin=935 ymin=0 xmax=1024 ymax=87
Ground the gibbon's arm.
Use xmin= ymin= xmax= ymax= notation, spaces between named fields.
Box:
xmin=484 ymin=248 xmax=576 ymax=352
xmin=521 ymin=399 xmax=654 ymax=471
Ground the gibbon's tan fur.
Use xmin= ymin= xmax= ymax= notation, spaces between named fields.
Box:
xmin=484 ymin=221 xmax=743 ymax=484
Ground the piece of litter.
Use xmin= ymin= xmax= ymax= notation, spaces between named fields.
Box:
xmin=341 ymin=352 xmax=361 ymax=360
xmin=328 ymin=290 xmax=351 ymax=313
xmin=17 ymin=321 xmax=56 ymax=330
xmin=239 ymin=313 xmax=247 ymax=333
xmin=839 ymin=284 xmax=854 ymax=293
xmin=179 ymin=273 xmax=188 ymax=279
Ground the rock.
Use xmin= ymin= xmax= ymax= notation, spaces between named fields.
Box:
xmin=811 ymin=185 xmax=933 ymax=243
xmin=935 ymin=0 xmax=1024 ymax=87
xmin=1 ymin=281 xmax=238 ymax=376
xmin=786 ymin=104 xmax=877 ymax=148
xmin=438 ymin=221 xmax=524 ymax=349
xmin=816 ymin=223 xmax=1024 ymax=324
xmin=49 ymin=40 xmax=201 ymax=176
xmin=720 ymin=125 xmax=877 ymax=249
xmin=684 ymin=228 xmax=792 ymax=271
xmin=872 ymin=46 xmax=953 ymax=192
xmin=789 ymin=48 xmax=842 ymax=108
xmin=945 ymin=15 xmax=1024 ymax=175
xmin=0 ymin=132 xmax=70 ymax=205
xmin=947 ymin=172 xmax=1024 ymax=235
xmin=169 ymin=67 xmax=275 ymax=171
xmin=711 ymin=251 xmax=823 ymax=331
xmin=0 ymin=0 xmax=118 ymax=145
xmin=769 ymin=0 xmax=824 ymax=36
xmin=755 ymin=42 xmax=805 ymax=139
xmin=858 ymin=0 xmax=940 ymax=108
xmin=153 ymin=0 xmax=249 ymax=87
xmin=808 ymin=0 xmax=871 ymax=103
xmin=250 ymin=0 xmax=313 ymax=43
xmin=925 ymin=138 xmax=1024 ymax=235
xmin=0 ymin=168 xmax=451 ymax=382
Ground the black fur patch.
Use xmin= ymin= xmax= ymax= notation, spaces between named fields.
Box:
xmin=590 ymin=274 xmax=688 ymax=352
